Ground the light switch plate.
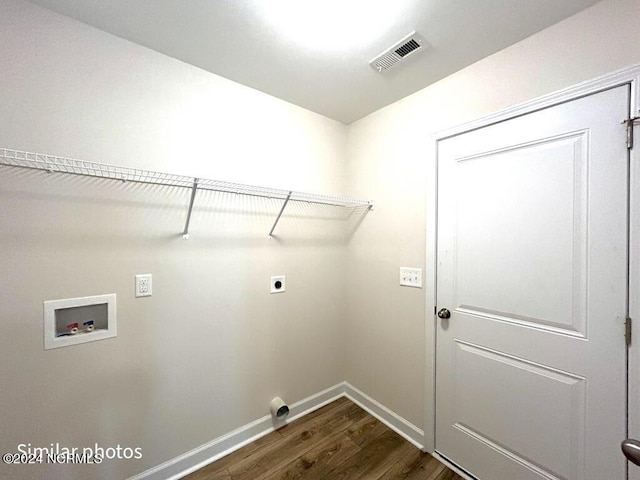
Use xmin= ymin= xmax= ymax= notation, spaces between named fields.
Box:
xmin=399 ymin=267 xmax=422 ymax=288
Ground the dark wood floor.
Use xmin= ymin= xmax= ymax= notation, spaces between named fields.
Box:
xmin=183 ymin=397 xmax=464 ymax=480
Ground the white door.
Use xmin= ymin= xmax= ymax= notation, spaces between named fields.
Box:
xmin=435 ymin=86 xmax=630 ymax=480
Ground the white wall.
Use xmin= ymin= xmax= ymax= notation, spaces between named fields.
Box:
xmin=0 ymin=1 xmax=351 ymax=479
xmin=4 ymin=0 xmax=640 ymax=478
xmin=345 ymin=0 xmax=640 ymax=439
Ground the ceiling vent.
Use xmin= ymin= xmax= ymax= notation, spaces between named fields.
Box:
xmin=369 ymin=32 xmax=427 ymax=73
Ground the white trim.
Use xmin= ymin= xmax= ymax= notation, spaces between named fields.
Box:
xmin=343 ymin=382 xmax=425 ymax=450
xmin=425 ymin=62 xmax=640 ymax=465
xmin=423 ymin=133 xmax=438 ymax=453
xmin=628 ymin=74 xmax=640 ymax=480
xmin=126 ymin=381 xmax=426 ymax=480
xmin=432 ymin=452 xmax=477 ymax=480
xmin=127 ymin=383 xmax=345 ymax=480
xmin=435 ymin=63 xmax=640 ymax=142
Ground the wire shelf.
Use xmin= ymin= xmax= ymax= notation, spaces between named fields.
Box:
xmin=0 ymin=147 xmax=373 ymax=238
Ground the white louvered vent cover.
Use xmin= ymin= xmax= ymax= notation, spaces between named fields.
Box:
xmin=370 ymin=32 xmax=427 ymax=72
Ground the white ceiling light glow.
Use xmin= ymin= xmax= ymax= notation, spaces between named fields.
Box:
xmin=26 ymin=0 xmax=603 ymax=123
xmin=255 ymin=0 xmax=406 ymax=53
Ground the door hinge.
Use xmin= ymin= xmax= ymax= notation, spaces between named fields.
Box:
xmin=626 ymin=317 xmax=632 ymax=347
xmin=623 ymin=117 xmax=640 ymax=149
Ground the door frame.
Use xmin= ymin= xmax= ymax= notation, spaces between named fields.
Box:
xmin=423 ymin=64 xmax=640 ymax=470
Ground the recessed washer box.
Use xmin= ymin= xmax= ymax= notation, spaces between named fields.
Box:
xmin=43 ymin=294 xmax=116 ymax=350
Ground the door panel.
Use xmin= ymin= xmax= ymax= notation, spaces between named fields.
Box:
xmin=452 ymin=340 xmax=585 ymax=480
xmin=453 ymin=132 xmax=588 ymax=336
xmin=435 ymin=86 xmax=629 ymax=480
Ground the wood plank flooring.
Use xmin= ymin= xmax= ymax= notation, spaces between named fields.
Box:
xmin=183 ymin=397 xmax=464 ymax=480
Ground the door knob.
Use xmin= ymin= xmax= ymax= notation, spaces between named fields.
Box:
xmin=438 ymin=308 xmax=451 ymax=319
xmin=622 ymin=439 xmax=640 ymax=466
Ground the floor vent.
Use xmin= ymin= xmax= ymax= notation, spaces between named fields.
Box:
xmin=370 ymin=32 xmax=427 ymax=72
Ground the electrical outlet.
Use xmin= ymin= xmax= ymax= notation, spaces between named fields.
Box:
xmin=135 ymin=274 xmax=152 ymax=297
xmin=399 ymin=267 xmax=422 ymax=288
xmin=271 ymin=275 xmax=286 ymax=294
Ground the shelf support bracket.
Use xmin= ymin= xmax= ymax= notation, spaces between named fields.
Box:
xmin=269 ymin=191 xmax=292 ymax=239
xmin=182 ymin=178 xmax=199 ymax=240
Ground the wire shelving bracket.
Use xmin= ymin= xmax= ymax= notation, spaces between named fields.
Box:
xmin=0 ymin=148 xmax=373 ymax=239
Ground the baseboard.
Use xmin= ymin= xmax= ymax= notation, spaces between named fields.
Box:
xmin=431 ymin=452 xmax=478 ymax=480
xmin=343 ymin=382 xmax=425 ymax=450
xmin=128 ymin=381 xmax=425 ymax=480
xmin=127 ymin=383 xmax=345 ymax=480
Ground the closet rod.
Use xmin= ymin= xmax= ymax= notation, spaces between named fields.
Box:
xmin=0 ymin=148 xmax=371 ymax=207
xmin=0 ymin=148 xmax=373 ymax=238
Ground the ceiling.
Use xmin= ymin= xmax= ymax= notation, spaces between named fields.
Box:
xmin=27 ymin=0 xmax=601 ymax=124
